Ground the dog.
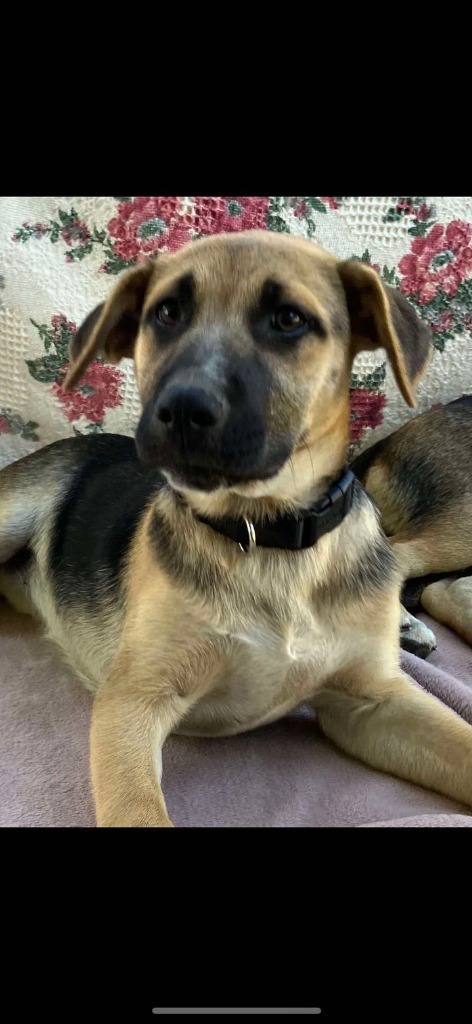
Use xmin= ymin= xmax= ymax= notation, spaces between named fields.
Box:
xmin=1 ymin=229 xmax=472 ymax=827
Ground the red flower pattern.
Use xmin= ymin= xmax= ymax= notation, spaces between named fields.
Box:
xmin=349 ymin=390 xmax=387 ymax=443
xmin=51 ymin=313 xmax=71 ymax=332
xmin=60 ymin=220 xmax=90 ymax=247
xmin=52 ymin=361 xmax=122 ymax=424
xmin=399 ymin=220 xmax=472 ymax=303
xmin=193 ymin=196 xmax=270 ymax=235
xmin=431 ymin=310 xmax=453 ymax=335
xmin=26 ymin=314 xmax=124 ymax=431
xmin=416 ymin=203 xmax=431 ymax=222
xmin=0 ymin=416 xmax=10 ymax=433
xmin=107 ymin=197 xmax=192 ymax=261
xmin=107 ymin=196 xmax=270 ymax=262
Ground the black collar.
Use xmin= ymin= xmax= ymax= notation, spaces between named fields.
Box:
xmin=195 ymin=468 xmax=356 ymax=552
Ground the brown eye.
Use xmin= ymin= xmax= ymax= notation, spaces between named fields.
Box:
xmin=272 ymin=306 xmax=306 ymax=333
xmin=156 ymin=299 xmax=181 ymax=327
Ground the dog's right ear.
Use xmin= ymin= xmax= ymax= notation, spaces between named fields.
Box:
xmin=63 ymin=261 xmax=156 ymax=390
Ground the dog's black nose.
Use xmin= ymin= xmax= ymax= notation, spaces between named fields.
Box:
xmin=155 ymin=387 xmax=226 ymax=433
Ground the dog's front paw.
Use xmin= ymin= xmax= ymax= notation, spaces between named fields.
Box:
xmin=400 ymin=610 xmax=437 ymax=659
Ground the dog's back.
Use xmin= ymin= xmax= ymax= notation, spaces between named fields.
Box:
xmin=351 ymin=396 xmax=472 ymax=609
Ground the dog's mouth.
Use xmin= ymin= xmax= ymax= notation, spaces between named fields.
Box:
xmin=138 ymin=450 xmax=287 ymax=493
xmin=136 ymin=434 xmax=291 ymax=494
xmin=163 ymin=465 xmax=253 ymax=493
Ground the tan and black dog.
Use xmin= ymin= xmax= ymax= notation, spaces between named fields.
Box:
xmin=1 ymin=229 xmax=472 ymax=827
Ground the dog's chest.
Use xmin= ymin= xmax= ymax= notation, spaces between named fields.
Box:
xmin=232 ymin=611 xmax=327 ymax=668
xmin=218 ymin=597 xmax=337 ymax=698
xmin=211 ymin=558 xmax=348 ymax=694
xmin=183 ymin=600 xmax=340 ymax=738
xmin=180 ymin=542 xmax=360 ymax=736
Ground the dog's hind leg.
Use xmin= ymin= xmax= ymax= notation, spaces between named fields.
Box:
xmin=0 ymin=446 xmax=69 ymax=563
xmin=0 ymin=557 xmax=35 ymax=614
xmin=420 ymin=576 xmax=472 ymax=648
xmin=0 ymin=483 xmax=38 ymax=563
xmin=389 ymin=519 xmax=472 ymax=655
xmin=0 ymin=466 xmax=46 ymax=562
xmin=389 ymin=505 xmax=472 ymax=581
xmin=0 ymin=462 xmax=43 ymax=611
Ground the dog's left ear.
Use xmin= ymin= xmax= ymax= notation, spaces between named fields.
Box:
xmin=337 ymin=260 xmax=432 ymax=407
xmin=63 ymin=260 xmax=156 ymax=390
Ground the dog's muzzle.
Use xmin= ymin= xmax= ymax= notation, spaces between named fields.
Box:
xmin=136 ymin=381 xmax=274 ymax=490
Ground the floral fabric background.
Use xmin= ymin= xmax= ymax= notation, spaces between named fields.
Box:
xmin=0 ymin=196 xmax=471 ymax=469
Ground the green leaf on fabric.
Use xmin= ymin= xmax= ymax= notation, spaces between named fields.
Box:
xmin=408 ymin=221 xmax=430 ymax=237
xmin=25 ymin=359 xmax=60 ymax=383
xmin=305 ymin=197 xmax=327 ymax=214
xmin=101 ymin=248 xmax=136 ymax=274
xmin=382 ymin=266 xmax=396 ymax=285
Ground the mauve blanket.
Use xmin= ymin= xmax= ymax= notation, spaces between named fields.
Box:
xmin=0 ymin=603 xmax=471 ymax=828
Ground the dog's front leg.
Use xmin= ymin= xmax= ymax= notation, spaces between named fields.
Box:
xmin=312 ymin=673 xmax=472 ymax=808
xmin=90 ymin=675 xmax=197 ymax=827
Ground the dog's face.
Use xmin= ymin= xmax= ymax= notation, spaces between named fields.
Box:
xmin=66 ymin=231 xmax=432 ymax=500
xmin=135 ymin=234 xmax=351 ymax=495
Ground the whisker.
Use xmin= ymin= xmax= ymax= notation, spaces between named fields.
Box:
xmin=303 ymin=441 xmax=315 ymax=485
xmin=288 ymin=456 xmax=297 ymax=487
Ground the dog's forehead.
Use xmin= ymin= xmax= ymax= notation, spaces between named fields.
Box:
xmin=147 ymin=231 xmax=341 ymax=308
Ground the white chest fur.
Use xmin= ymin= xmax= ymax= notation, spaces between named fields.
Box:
xmin=232 ymin=608 xmax=329 ymax=670
xmin=180 ymin=599 xmax=342 ymax=738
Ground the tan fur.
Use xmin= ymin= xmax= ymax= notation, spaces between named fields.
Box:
xmin=390 ymin=506 xmax=472 ymax=579
xmin=363 ymin=464 xmax=412 ymax=537
xmin=421 ymin=578 xmax=472 ymax=647
xmin=2 ymin=229 xmax=471 ymax=827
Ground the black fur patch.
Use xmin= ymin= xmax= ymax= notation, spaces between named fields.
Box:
xmin=49 ymin=435 xmax=165 ymax=607
xmin=2 ymin=545 xmax=33 ymax=574
xmin=446 ymin=394 xmax=472 ymax=409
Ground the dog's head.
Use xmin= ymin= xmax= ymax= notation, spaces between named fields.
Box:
xmin=65 ymin=231 xmax=432 ymax=500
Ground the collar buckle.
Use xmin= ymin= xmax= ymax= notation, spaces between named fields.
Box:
xmin=301 ymin=469 xmax=355 ymax=548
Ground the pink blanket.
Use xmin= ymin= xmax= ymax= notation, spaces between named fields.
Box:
xmin=1 ymin=603 xmax=471 ymax=827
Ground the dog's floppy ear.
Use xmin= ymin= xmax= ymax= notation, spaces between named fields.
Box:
xmin=337 ymin=260 xmax=432 ymax=407
xmin=63 ymin=261 xmax=156 ymax=390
